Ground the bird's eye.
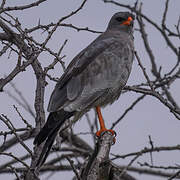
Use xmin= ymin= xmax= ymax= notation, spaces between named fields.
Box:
xmin=115 ymin=17 xmax=125 ymax=22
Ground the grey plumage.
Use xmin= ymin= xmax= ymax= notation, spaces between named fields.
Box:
xmin=34 ymin=11 xmax=135 ymax=166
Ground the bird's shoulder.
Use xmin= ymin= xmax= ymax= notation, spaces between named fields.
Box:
xmin=55 ymin=33 xmax=118 ymax=89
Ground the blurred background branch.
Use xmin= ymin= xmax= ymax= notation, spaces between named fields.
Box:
xmin=0 ymin=0 xmax=180 ymax=180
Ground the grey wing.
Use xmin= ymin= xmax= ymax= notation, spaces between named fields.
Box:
xmin=64 ymin=40 xmax=134 ymax=112
xmin=47 ymin=36 xmax=116 ymax=112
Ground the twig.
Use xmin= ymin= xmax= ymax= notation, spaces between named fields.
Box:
xmin=125 ymin=85 xmax=180 ymax=119
xmin=111 ymin=163 xmax=180 ymax=179
xmin=25 ymin=23 xmax=102 ymax=34
xmin=13 ymin=105 xmax=33 ymax=129
xmin=168 ymin=170 xmax=180 ymax=180
xmin=5 ymin=82 xmax=35 ymax=118
xmin=162 ymin=0 xmax=170 ymax=29
xmin=0 ymin=0 xmax=6 ymax=9
xmin=66 ymin=156 xmax=81 ymax=180
xmin=0 ymin=42 xmax=12 ymax=56
xmin=134 ymin=51 xmax=154 ymax=91
xmin=0 ymin=154 xmax=30 ymax=171
xmin=111 ymin=94 xmax=145 ymax=129
xmin=0 ymin=114 xmax=33 ymax=156
xmin=136 ymin=8 xmax=159 ymax=78
xmin=138 ymin=161 xmax=180 ymax=170
xmin=111 ymin=144 xmax=180 ymax=160
xmin=0 ymin=128 xmax=36 ymax=152
xmin=148 ymin=135 xmax=154 ymax=165
xmin=8 ymin=165 xmax=21 ymax=179
xmin=119 ymin=153 xmax=141 ymax=178
xmin=41 ymin=0 xmax=87 ymax=48
xmin=0 ymin=152 xmax=29 ymax=169
xmin=0 ymin=0 xmax=47 ymax=13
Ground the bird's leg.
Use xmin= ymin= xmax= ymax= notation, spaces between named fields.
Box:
xmin=95 ymin=106 xmax=116 ymax=139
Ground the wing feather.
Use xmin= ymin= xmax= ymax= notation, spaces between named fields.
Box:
xmin=64 ymin=39 xmax=134 ymax=112
xmin=48 ymin=35 xmax=116 ymax=112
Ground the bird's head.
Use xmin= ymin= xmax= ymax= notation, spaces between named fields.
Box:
xmin=107 ymin=12 xmax=135 ymax=32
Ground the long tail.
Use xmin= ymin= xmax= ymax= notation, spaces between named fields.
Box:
xmin=33 ymin=110 xmax=74 ymax=167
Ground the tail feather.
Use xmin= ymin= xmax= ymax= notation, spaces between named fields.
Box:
xmin=34 ymin=112 xmax=59 ymax=146
xmin=36 ymin=128 xmax=58 ymax=167
xmin=34 ymin=110 xmax=74 ymax=167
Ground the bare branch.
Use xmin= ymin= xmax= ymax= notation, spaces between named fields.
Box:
xmin=0 ymin=114 xmax=33 ymax=156
xmin=111 ymin=95 xmax=145 ymax=129
xmin=0 ymin=0 xmax=47 ymax=13
xmin=41 ymin=0 xmax=87 ymax=48
xmin=111 ymin=144 xmax=180 ymax=159
xmin=0 ymin=152 xmax=29 ymax=169
xmin=66 ymin=156 xmax=81 ymax=180
xmin=26 ymin=23 xmax=102 ymax=34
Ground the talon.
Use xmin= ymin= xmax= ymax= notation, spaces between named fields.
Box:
xmin=96 ymin=128 xmax=114 ymax=137
xmin=96 ymin=129 xmax=116 ymax=144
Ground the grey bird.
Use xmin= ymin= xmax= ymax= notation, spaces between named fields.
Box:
xmin=34 ymin=12 xmax=135 ymax=167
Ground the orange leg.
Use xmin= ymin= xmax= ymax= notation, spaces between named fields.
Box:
xmin=95 ymin=106 xmax=116 ymax=139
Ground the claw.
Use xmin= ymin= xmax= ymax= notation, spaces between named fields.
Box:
xmin=96 ymin=128 xmax=115 ymax=137
xmin=96 ymin=128 xmax=116 ymax=144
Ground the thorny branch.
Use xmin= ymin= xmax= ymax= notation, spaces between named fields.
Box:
xmin=0 ymin=0 xmax=180 ymax=180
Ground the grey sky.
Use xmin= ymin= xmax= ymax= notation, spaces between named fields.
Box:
xmin=0 ymin=0 xmax=180 ymax=179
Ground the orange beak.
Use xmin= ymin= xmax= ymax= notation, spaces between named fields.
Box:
xmin=121 ymin=16 xmax=133 ymax=26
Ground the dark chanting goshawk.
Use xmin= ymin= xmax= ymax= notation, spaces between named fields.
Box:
xmin=34 ymin=12 xmax=135 ymax=167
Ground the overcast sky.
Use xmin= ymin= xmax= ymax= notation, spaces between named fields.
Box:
xmin=0 ymin=0 xmax=180 ymax=180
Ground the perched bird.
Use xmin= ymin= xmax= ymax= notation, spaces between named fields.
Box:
xmin=34 ymin=11 xmax=135 ymax=166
